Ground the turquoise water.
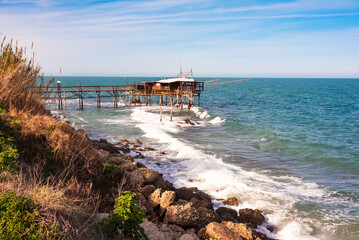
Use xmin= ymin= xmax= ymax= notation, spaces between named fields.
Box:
xmin=50 ymin=77 xmax=359 ymax=240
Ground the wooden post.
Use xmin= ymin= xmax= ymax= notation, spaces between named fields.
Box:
xmin=160 ymin=105 xmax=162 ymax=122
xmin=57 ymin=81 xmax=61 ymax=110
xmin=170 ymin=95 xmax=173 ymax=121
xmin=64 ymin=91 xmax=67 ymax=110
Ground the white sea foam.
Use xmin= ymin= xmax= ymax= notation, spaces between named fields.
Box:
xmin=130 ymin=107 xmax=335 ymax=240
xmin=209 ymin=116 xmax=226 ymax=125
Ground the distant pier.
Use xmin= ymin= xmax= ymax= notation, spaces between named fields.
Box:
xmin=36 ymin=73 xmax=204 ymax=113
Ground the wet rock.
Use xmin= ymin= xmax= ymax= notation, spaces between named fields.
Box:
xmin=266 ymin=224 xmax=276 ymax=232
xmin=205 ymin=221 xmax=272 ymax=240
xmin=237 ymin=208 xmax=265 ymax=226
xmin=223 ymin=221 xmax=271 ymax=240
xmin=160 ymin=191 xmax=176 ymax=216
xmin=127 ymin=168 xmax=161 ymax=187
xmin=95 ymin=142 xmax=119 ymax=153
xmin=175 ymin=187 xmax=195 ymax=201
xmin=190 ymin=197 xmax=214 ymax=211
xmin=154 ymin=179 xmax=174 ymax=191
xmin=160 ymin=151 xmax=165 ymax=155
xmin=149 ymin=188 xmax=162 ymax=207
xmin=184 ymin=118 xmax=195 ymax=125
xmin=118 ymin=139 xmax=130 ymax=144
xmin=216 ymin=207 xmax=238 ymax=219
xmin=140 ymin=185 xmax=156 ymax=198
xmin=224 ymin=197 xmax=240 ymax=206
xmin=117 ymin=147 xmax=131 ymax=154
xmin=205 ymin=222 xmax=239 ymax=240
xmin=134 ymin=139 xmax=142 ymax=144
xmin=132 ymin=161 xmax=146 ymax=168
xmin=123 ymin=155 xmax=134 ymax=162
xmin=194 ymin=190 xmax=211 ymax=202
xmin=196 ymin=207 xmax=220 ymax=229
xmin=99 ymin=138 xmax=108 ymax=144
xmin=134 ymin=152 xmax=145 ymax=159
xmin=144 ymin=147 xmax=155 ymax=151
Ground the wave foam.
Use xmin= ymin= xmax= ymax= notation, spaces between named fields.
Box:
xmin=130 ymin=107 xmax=335 ymax=240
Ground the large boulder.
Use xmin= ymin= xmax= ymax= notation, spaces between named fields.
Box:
xmin=159 ymin=191 xmax=176 ymax=216
xmin=164 ymin=202 xmax=219 ymax=229
xmin=237 ymin=209 xmax=265 ymax=227
xmin=196 ymin=207 xmax=220 ymax=229
xmin=205 ymin=221 xmax=271 ymax=240
xmin=127 ymin=168 xmax=161 ymax=187
xmin=140 ymin=185 xmax=156 ymax=198
xmin=154 ymin=179 xmax=175 ymax=191
xmin=175 ymin=187 xmax=212 ymax=203
xmin=149 ymin=188 xmax=162 ymax=207
xmin=190 ymin=197 xmax=214 ymax=211
xmin=164 ymin=202 xmax=198 ymax=228
xmin=216 ymin=207 xmax=238 ymax=222
xmin=175 ymin=187 xmax=196 ymax=201
xmin=94 ymin=141 xmax=119 ymax=153
xmin=223 ymin=221 xmax=272 ymax=240
xmin=205 ymin=222 xmax=240 ymax=240
xmin=216 ymin=207 xmax=238 ymax=219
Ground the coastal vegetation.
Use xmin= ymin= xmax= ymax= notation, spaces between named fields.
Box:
xmin=0 ymin=38 xmax=273 ymax=240
xmin=0 ymin=38 xmax=146 ymax=239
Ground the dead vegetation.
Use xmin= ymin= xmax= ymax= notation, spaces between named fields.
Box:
xmin=0 ymin=37 xmax=127 ymax=239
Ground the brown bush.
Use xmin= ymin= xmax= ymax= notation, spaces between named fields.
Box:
xmin=0 ymin=37 xmax=50 ymax=115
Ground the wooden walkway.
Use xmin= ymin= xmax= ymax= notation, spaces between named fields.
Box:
xmin=36 ymin=81 xmax=204 ymax=111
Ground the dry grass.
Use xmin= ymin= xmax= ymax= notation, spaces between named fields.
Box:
xmin=0 ymin=37 xmax=50 ymax=115
xmin=27 ymin=115 xmax=100 ymax=170
xmin=0 ymin=167 xmax=103 ymax=240
xmin=0 ymin=38 xmax=114 ymax=239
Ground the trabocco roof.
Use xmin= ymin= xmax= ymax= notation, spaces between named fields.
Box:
xmin=155 ymin=78 xmax=195 ymax=84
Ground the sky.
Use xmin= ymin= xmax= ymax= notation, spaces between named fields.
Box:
xmin=0 ymin=0 xmax=359 ymax=77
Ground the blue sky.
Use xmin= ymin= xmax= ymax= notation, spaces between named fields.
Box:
xmin=0 ymin=0 xmax=358 ymax=77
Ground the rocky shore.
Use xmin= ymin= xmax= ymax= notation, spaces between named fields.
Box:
xmin=92 ymin=137 xmax=276 ymax=240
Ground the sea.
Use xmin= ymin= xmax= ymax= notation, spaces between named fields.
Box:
xmin=49 ymin=77 xmax=359 ymax=240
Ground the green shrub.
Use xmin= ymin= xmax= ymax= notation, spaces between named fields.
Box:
xmin=9 ymin=119 xmax=21 ymax=131
xmin=0 ymin=192 xmax=63 ymax=240
xmin=47 ymin=124 xmax=56 ymax=131
xmin=101 ymin=191 xmax=148 ymax=240
xmin=0 ymin=134 xmax=18 ymax=171
xmin=0 ymin=104 xmax=8 ymax=114
xmin=102 ymin=161 xmax=118 ymax=178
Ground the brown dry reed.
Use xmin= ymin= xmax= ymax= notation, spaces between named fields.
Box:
xmin=0 ymin=37 xmax=50 ymax=115
xmin=0 ymin=38 xmax=108 ymax=239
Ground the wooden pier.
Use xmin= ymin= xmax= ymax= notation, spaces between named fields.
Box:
xmin=36 ymin=73 xmax=204 ymax=112
xmin=36 ymin=68 xmax=250 ymax=123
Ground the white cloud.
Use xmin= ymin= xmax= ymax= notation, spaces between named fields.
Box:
xmin=0 ymin=0 xmax=358 ymax=77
